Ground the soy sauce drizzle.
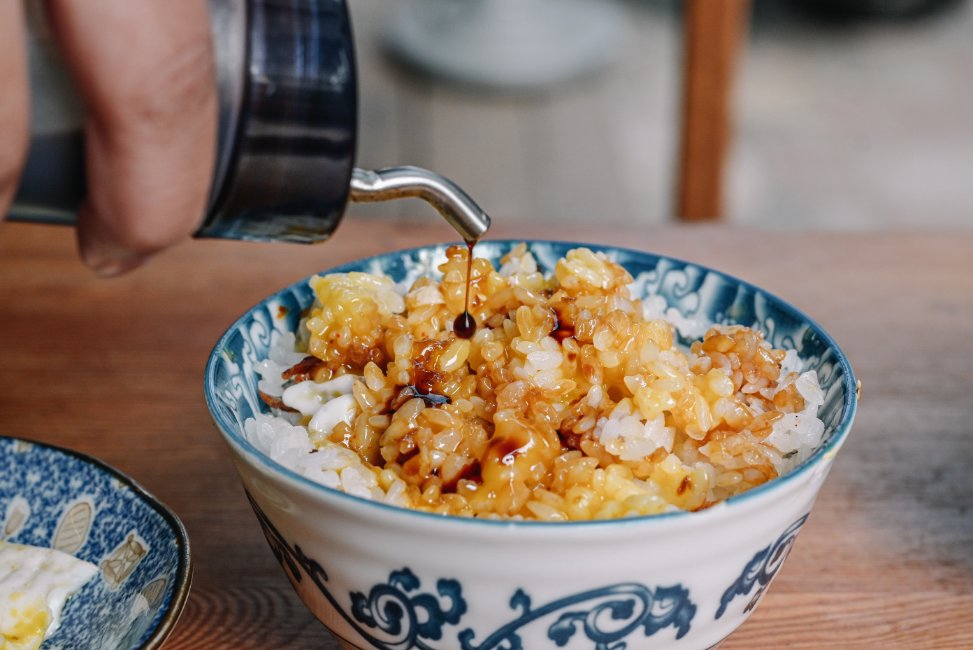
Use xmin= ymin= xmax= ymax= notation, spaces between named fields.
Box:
xmin=551 ymin=306 xmax=575 ymax=342
xmin=389 ymin=385 xmax=451 ymax=411
xmin=453 ymin=240 xmax=477 ymax=339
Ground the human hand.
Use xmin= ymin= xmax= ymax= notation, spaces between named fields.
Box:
xmin=0 ymin=0 xmax=217 ymax=276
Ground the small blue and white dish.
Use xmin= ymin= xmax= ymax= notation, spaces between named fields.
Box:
xmin=0 ymin=435 xmax=192 ymax=649
xmin=205 ymin=241 xmax=858 ymax=650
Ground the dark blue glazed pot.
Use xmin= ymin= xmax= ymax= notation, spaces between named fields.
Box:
xmin=198 ymin=0 xmax=359 ymax=243
xmin=12 ymin=0 xmax=358 ymax=244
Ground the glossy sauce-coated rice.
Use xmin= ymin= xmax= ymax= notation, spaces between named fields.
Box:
xmin=245 ymin=245 xmax=825 ymax=521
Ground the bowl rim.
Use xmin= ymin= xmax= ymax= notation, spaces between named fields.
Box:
xmin=205 ymin=239 xmax=858 ymax=529
xmin=0 ymin=434 xmax=194 ymax=650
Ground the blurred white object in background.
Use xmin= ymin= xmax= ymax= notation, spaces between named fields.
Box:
xmin=382 ymin=0 xmax=628 ymax=91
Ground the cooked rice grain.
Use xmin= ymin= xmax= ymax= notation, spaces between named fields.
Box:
xmin=243 ymin=244 xmax=826 ymax=521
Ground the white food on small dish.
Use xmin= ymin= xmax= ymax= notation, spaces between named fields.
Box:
xmin=0 ymin=541 xmax=98 ymax=649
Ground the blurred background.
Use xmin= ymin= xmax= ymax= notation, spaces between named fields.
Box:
xmin=348 ymin=0 xmax=973 ymax=229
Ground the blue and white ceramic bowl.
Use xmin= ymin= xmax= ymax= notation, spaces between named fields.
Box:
xmin=0 ymin=436 xmax=192 ymax=649
xmin=205 ymin=241 xmax=858 ymax=650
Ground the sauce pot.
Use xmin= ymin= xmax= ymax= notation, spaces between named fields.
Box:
xmin=9 ymin=0 xmax=490 ymax=244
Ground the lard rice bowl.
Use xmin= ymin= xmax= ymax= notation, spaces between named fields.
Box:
xmin=205 ymin=241 xmax=857 ymax=649
xmin=244 ymin=244 xmax=827 ymax=521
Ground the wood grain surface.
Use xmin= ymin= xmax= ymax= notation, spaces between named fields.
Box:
xmin=1 ymin=219 xmax=971 ymax=649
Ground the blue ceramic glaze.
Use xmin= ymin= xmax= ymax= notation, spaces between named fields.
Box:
xmin=0 ymin=436 xmax=191 ymax=649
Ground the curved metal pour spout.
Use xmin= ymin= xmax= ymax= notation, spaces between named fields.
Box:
xmin=349 ymin=166 xmax=491 ymax=243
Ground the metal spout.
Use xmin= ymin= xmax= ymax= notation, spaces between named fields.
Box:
xmin=349 ymin=166 xmax=491 ymax=243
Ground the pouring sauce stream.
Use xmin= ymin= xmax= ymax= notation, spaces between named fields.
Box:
xmin=453 ymin=241 xmax=477 ymax=339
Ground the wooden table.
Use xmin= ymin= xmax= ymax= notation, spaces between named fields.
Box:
xmin=1 ymin=219 xmax=971 ymax=649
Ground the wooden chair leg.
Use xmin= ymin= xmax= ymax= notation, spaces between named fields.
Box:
xmin=676 ymin=0 xmax=751 ymax=222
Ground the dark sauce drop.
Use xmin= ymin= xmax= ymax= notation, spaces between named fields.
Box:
xmin=454 ymin=240 xmax=477 ymax=339
xmin=453 ymin=311 xmax=476 ymax=339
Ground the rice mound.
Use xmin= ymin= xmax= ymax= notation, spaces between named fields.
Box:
xmin=245 ymin=245 xmax=826 ymax=521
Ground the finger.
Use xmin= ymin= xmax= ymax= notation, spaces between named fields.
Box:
xmin=45 ymin=0 xmax=217 ymax=275
xmin=0 ymin=1 xmax=30 ymax=217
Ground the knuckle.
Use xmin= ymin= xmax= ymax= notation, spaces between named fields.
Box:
xmin=117 ymin=220 xmax=171 ymax=254
xmin=120 ymin=39 xmax=216 ymax=133
xmin=106 ymin=212 xmax=188 ymax=256
xmin=91 ymin=184 xmax=204 ymax=256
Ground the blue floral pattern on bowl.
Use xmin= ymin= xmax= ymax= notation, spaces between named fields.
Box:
xmin=716 ymin=513 xmax=809 ymax=619
xmin=0 ymin=436 xmax=192 ymax=649
xmin=248 ymin=493 xmax=697 ymax=650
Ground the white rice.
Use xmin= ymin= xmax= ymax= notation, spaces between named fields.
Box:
xmin=242 ymin=258 xmax=828 ymax=515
